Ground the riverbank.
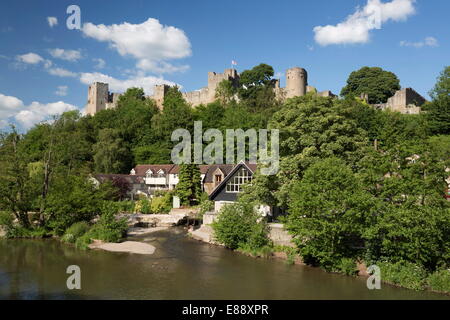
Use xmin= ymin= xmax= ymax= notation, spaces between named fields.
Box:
xmin=187 ymin=222 xmax=450 ymax=296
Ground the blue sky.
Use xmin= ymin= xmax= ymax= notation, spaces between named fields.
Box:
xmin=0 ymin=0 xmax=449 ymax=130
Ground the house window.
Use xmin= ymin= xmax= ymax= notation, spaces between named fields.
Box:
xmin=226 ymin=168 xmax=252 ymax=193
xmin=215 ymin=174 xmax=222 ymax=184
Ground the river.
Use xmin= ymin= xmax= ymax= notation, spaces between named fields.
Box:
xmin=0 ymin=228 xmax=447 ymax=300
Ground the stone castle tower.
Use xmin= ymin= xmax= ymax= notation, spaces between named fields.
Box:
xmin=285 ymin=67 xmax=308 ymax=98
xmin=86 ymin=82 xmax=109 ymax=116
xmin=86 ymin=82 xmax=121 ymax=116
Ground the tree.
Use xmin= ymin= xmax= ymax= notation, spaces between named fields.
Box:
xmin=215 ymin=80 xmax=236 ymax=105
xmin=287 ymin=158 xmax=378 ymax=270
xmin=341 ymin=67 xmax=400 ymax=104
xmin=268 ymin=95 xmax=369 ymax=207
xmin=176 ymin=164 xmax=202 ymax=206
xmin=358 ymin=138 xmax=450 ymax=269
xmin=424 ymin=66 xmax=450 ymax=135
xmin=151 ymin=86 xmax=193 ymax=141
xmin=0 ymin=128 xmax=40 ymax=228
xmin=93 ymin=128 xmax=130 ymax=174
xmin=238 ymin=63 xmax=278 ymax=112
xmin=212 ymin=201 xmax=269 ymax=250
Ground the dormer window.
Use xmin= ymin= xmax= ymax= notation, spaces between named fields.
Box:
xmin=157 ymin=169 xmax=165 ymax=178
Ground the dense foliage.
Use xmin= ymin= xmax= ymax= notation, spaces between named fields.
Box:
xmin=341 ymin=66 xmax=401 ymax=104
xmin=212 ymin=202 xmax=270 ymax=251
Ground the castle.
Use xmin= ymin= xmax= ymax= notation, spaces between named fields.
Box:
xmin=86 ymin=67 xmax=336 ymax=115
xmin=85 ymin=66 xmax=425 ymax=116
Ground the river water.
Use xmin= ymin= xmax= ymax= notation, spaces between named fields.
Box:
xmin=0 ymin=228 xmax=447 ymax=300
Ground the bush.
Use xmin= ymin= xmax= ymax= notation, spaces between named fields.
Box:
xmin=377 ymin=260 xmax=427 ymax=290
xmin=61 ymin=221 xmax=90 ymax=243
xmin=116 ymin=201 xmax=135 ymax=214
xmin=337 ymin=258 xmax=358 ymax=276
xmin=197 ymin=199 xmax=214 ymax=220
xmin=75 ymin=202 xmax=128 ymax=248
xmin=212 ymin=202 xmax=269 ymax=250
xmin=426 ymin=269 xmax=450 ymax=293
xmin=151 ymin=192 xmax=172 ymax=214
xmin=135 ymin=198 xmax=152 ymax=214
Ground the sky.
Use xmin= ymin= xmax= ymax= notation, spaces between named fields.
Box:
xmin=0 ymin=0 xmax=449 ymax=130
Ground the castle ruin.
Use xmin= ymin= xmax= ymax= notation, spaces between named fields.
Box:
xmin=374 ymin=88 xmax=426 ymax=115
xmin=85 ymin=66 xmax=425 ymax=116
xmin=86 ymin=66 xmax=333 ymax=115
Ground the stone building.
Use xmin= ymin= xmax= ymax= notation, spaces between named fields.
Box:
xmin=85 ymin=66 xmax=336 ymax=114
xmin=86 ymin=82 xmax=122 ymax=116
xmin=374 ymin=88 xmax=426 ymax=114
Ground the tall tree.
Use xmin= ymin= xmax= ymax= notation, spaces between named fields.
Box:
xmin=176 ymin=164 xmax=202 ymax=206
xmin=424 ymin=66 xmax=450 ymax=135
xmin=341 ymin=67 xmax=401 ymax=104
xmin=93 ymin=128 xmax=130 ymax=173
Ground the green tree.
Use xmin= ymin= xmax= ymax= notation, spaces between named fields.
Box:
xmin=176 ymin=164 xmax=202 ymax=206
xmin=93 ymin=128 xmax=130 ymax=173
xmin=424 ymin=66 xmax=450 ymax=135
xmin=286 ymin=158 xmax=378 ymax=270
xmin=341 ymin=66 xmax=401 ymax=104
xmin=238 ymin=63 xmax=278 ymax=112
xmin=268 ymin=95 xmax=369 ymax=207
xmin=212 ymin=202 xmax=269 ymax=250
xmin=0 ymin=128 xmax=40 ymax=228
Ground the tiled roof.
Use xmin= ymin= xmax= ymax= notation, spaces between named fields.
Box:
xmin=94 ymin=174 xmax=145 ymax=184
xmin=132 ymin=164 xmax=176 ymax=176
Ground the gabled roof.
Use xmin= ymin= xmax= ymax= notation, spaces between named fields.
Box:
xmin=132 ymin=164 xmax=176 ymax=176
xmin=208 ymin=161 xmax=256 ymax=200
xmin=203 ymin=164 xmax=234 ymax=183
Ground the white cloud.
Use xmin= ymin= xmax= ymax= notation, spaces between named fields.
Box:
xmin=0 ymin=93 xmax=77 ymax=129
xmin=55 ymin=85 xmax=68 ymax=97
xmin=49 ymin=48 xmax=82 ymax=61
xmin=79 ymin=72 xmax=178 ymax=95
xmin=47 ymin=67 xmax=78 ymax=78
xmin=93 ymin=58 xmax=106 ymax=69
xmin=47 ymin=17 xmax=58 ymax=28
xmin=314 ymin=0 xmax=416 ymax=46
xmin=400 ymin=36 xmax=439 ymax=48
xmin=0 ymin=94 xmax=24 ymax=119
xmin=16 ymin=52 xmax=44 ymax=64
xmin=15 ymin=101 xmax=77 ymax=129
xmin=81 ymin=18 xmax=191 ymax=73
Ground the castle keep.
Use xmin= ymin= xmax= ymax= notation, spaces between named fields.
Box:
xmin=85 ymin=66 xmax=425 ymax=116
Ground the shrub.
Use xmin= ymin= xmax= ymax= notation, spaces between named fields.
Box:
xmin=426 ymin=269 xmax=450 ymax=293
xmin=337 ymin=258 xmax=358 ymax=276
xmin=75 ymin=202 xmax=128 ymax=248
xmin=197 ymin=199 xmax=214 ymax=220
xmin=212 ymin=202 xmax=269 ymax=250
xmin=135 ymin=198 xmax=152 ymax=214
xmin=377 ymin=260 xmax=427 ymax=290
xmin=116 ymin=201 xmax=135 ymax=214
xmin=61 ymin=221 xmax=90 ymax=243
xmin=151 ymin=192 xmax=172 ymax=214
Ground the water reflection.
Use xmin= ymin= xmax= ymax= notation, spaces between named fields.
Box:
xmin=0 ymin=230 xmax=448 ymax=300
